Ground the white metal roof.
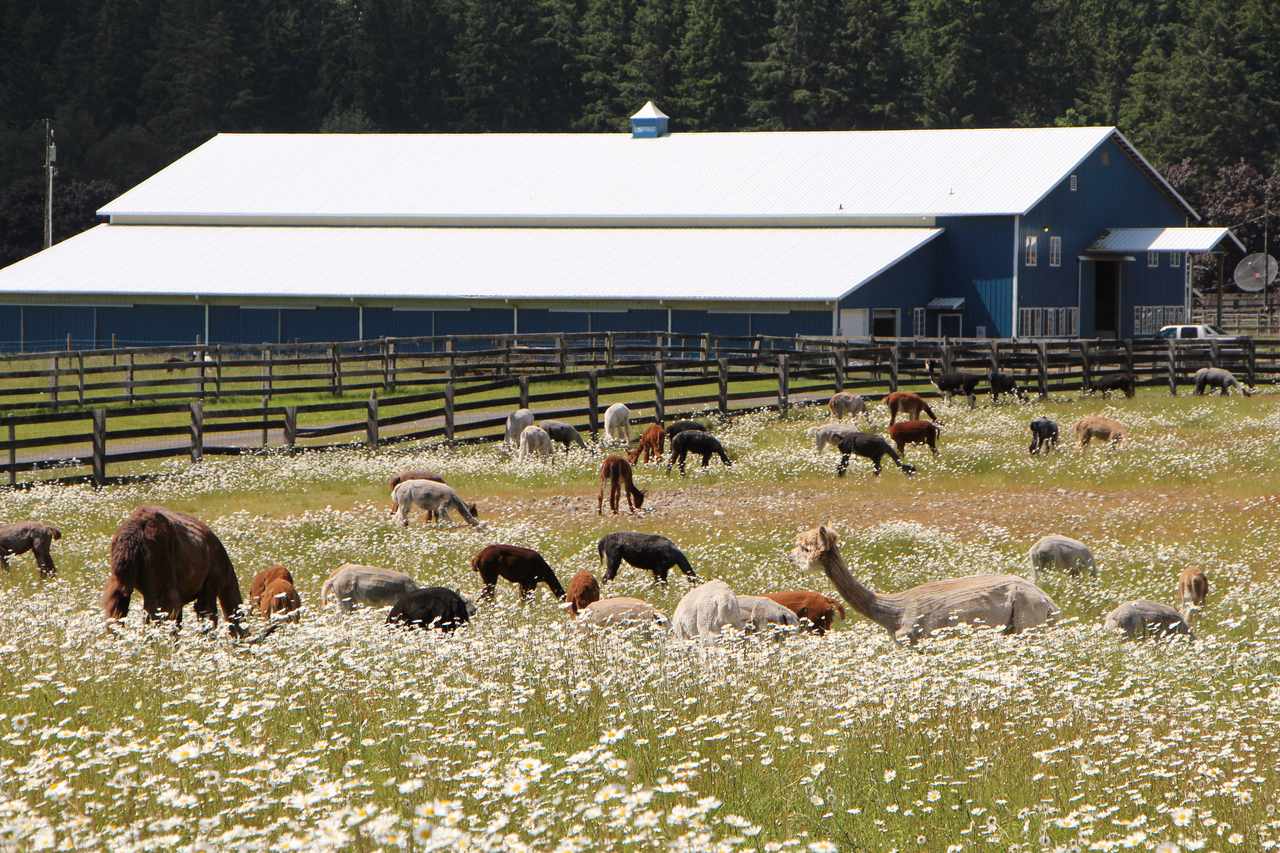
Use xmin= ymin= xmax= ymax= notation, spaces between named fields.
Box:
xmin=632 ymin=101 xmax=668 ymax=120
xmin=1088 ymin=227 xmax=1244 ymax=254
xmin=0 ymin=224 xmax=942 ymax=303
xmin=97 ymin=126 xmax=1166 ymax=225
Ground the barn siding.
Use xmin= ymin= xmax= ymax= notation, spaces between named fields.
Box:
xmin=839 ymin=235 xmax=940 ymax=336
xmin=0 ymin=306 xmax=20 ymax=352
xmin=20 ymin=307 xmax=95 ymax=351
xmin=96 ymin=305 xmax=203 ymax=348
xmin=517 ymin=309 xmax=589 ymax=333
xmin=280 ymin=307 xmax=359 ymax=342
xmin=934 ymin=216 xmax=1016 ymax=336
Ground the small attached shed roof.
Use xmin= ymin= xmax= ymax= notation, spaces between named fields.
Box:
xmin=926 ymin=297 xmax=965 ymax=310
xmin=1088 ymin=227 xmax=1245 ymax=254
xmin=0 ymin=224 xmax=943 ymax=304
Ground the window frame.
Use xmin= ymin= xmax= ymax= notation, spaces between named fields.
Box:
xmin=1148 ymin=251 xmax=1159 ymax=268
xmin=1025 ymin=234 xmax=1039 ymax=267
xmin=1069 ymin=174 xmax=1078 ymax=192
xmin=912 ymin=307 xmax=926 ymax=337
xmin=1049 ymin=236 xmax=1062 ymax=267
xmin=1170 ymin=252 xmax=1181 ymax=268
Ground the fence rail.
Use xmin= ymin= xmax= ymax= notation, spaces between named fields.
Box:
xmin=1 ymin=335 xmax=1270 ymax=487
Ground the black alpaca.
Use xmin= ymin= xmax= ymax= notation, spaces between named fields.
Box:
xmin=667 ymin=430 xmax=730 ymax=474
xmin=988 ymin=371 xmax=1025 ymax=402
xmin=665 ymin=420 xmax=708 ymax=438
xmin=1088 ymin=372 xmax=1136 ymax=398
xmin=834 ymin=432 xmax=916 ymax=477
xmin=925 ymin=360 xmax=982 ymax=408
xmin=597 ymin=532 xmax=699 ymax=584
xmin=387 ymin=587 xmax=473 ymax=633
xmin=1028 ymin=417 xmax=1059 ymax=454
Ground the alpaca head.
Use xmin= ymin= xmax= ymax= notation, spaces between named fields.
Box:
xmin=632 ymin=489 xmax=645 ymax=510
xmin=566 ymin=570 xmax=601 ymax=615
xmin=791 ymin=525 xmax=838 ymax=571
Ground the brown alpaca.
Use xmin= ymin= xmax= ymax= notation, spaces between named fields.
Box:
xmin=627 ymin=424 xmax=666 ymax=464
xmin=888 ymin=420 xmax=940 ymax=456
xmin=566 ymin=570 xmax=602 ymax=615
xmin=884 ymin=391 xmax=937 ymax=425
xmin=258 ymin=578 xmax=302 ymax=620
xmin=250 ymin=565 xmax=293 ymax=602
xmin=0 ymin=521 xmax=62 ymax=577
xmin=764 ymin=590 xmax=846 ymax=634
xmin=598 ymin=455 xmax=646 ymax=515
xmin=102 ymin=506 xmax=245 ymax=638
xmin=1177 ymin=568 xmax=1209 ymax=610
xmin=470 ymin=544 xmax=567 ymax=601
xmin=1074 ymin=415 xmax=1126 ymax=448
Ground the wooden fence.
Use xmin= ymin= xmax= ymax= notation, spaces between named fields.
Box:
xmin=2 ymin=335 xmax=1272 ymax=488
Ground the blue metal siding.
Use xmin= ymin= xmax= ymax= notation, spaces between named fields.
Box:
xmin=673 ymin=310 xmax=749 ymax=336
xmin=517 ymin=309 xmax=589 ymax=333
xmin=95 ymin=306 xmax=204 ymax=347
xmin=974 ymin=279 xmax=1014 ymax=336
xmin=0 ymin=307 xmax=22 ymax=352
xmin=280 ymin=308 xmax=359 ymax=342
xmin=593 ymin=309 xmax=668 ymax=332
xmin=751 ymin=311 xmax=830 ymax=336
xmin=934 ymin=216 xmax=1016 ymax=336
xmin=20 ymin=307 xmax=95 ymax=351
xmin=210 ymin=306 xmax=278 ymax=344
xmin=840 ymin=234 xmax=941 ymax=336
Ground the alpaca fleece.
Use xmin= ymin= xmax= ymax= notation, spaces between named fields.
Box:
xmin=471 ymin=544 xmax=566 ymax=601
xmin=387 ymin=587 xmax=472 ymax=632
xmin=597 ymin=531 xmax=697 ymax=583
xmin=0 ymin=521 xmax=61 ymax=577
xmin=667 ymin=430 xmax=730 ymax=474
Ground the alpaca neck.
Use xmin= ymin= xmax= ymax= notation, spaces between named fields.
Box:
xmin=816 ymin=551 xmax=902 ymax=632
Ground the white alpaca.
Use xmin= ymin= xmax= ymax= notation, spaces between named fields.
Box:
xmin=1027 ymin=534 xmax=1096 ymax=583
xmin=671 ymin=579 xmax=744 ymax=639
xmin=1103 ymin=600 xmax=1192 ymax=639
xmin=518 ymin=424 xmax=553 ymax=459
xmin=505 ymin=408 xmax=535 ymax=445
xmin=603 ymin=403 xmax=631 ymax=444
xmin=321 ymin=564 xmax=419 ymax=612
xmin=810 ymin=423 xmax=862 ymax=453
xmin=736 ymin=595 xmax=800 ymax=633
xmin=391 ymin=479 xmax=480 ymax=527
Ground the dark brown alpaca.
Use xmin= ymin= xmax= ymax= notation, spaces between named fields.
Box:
xmin=884 ymin=391 xmax=937 ymax=425
xmin=258 ymin=578 xmax=302 ymax=621
xmin=628 ymin=424 xmax=666 ymax=464
xmin=566 ymin=570 xmax=602 ymax=615
xmin=0 ymin=521 xmax=62 ymax=577
xmin=888 ymin=420 xmax=940 ymax=457
xmin=102 ymin=506 xmax=245 ymax=638
xmin=250 ymin=565 xmax=293 ymax=602
xmin=470 ymin=544 xmax=567 ymax=601
xmin=764 ymin=590 xmax=846 ymax=634
xmin=598 ymin=455 xmax=646 ymax=515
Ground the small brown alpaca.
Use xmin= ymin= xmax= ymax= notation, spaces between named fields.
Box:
xmin=1177 ymin=568 xmax=1209 ymax=611
xmin=1074 ymin=415 xmax=1126 ymax=448
xmin=884 ymin=391 xmax=937 ymax=425
xmin=250 ymin=564 xmax=293 ymax=602
xmin=566 ymin=570 xmax=602 ymax=615
xmin=764 ymin=590 xmax=846 ymax=634
xmin=598 ymin=455 xmax=646 ymax=515
xmin=258 ymin=578 xmax=302 ymax=620
xmin=888 ymin=420 xmax=940 ymax=456
xmin=628 ymin=424 xmax=666 ymax=464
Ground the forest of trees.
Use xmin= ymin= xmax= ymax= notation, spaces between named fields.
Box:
xmin=1 ymin=0 xmax=1278 ymax=269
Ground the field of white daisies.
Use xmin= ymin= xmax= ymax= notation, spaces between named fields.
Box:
xmin=1 ymin=389 xmax=1279 ymax=852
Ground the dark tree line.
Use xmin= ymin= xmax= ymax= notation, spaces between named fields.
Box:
xmin=2 ymin=0 xmax=1278 ymax=268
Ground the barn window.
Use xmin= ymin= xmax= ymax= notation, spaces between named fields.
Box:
xmin=1024 ymin=235 xmax=1038 ymax=267
xmin=1069 ymin=174 xmax=1078 ymax=192
xmin=1170 ymin=252 xmax=1181 ymax=268
xmin=1101 ymin=150 xmax=1110 ymax=166
xmin=1148 ymin=251 xmax=1159 ymax=268
xmin=912 ymin=307 xmax=925 ymax=337
xmin=1049 ymin=236 xmax=1062 ymax=267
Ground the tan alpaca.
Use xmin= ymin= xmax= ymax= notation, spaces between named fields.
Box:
xmin=1177 ymin=568 xmax=1209 ymax=614
xmin=1074 ymin=415 xmax=1126 ymax=448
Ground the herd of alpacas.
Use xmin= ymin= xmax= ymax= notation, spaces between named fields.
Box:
xmin=0 ymin=364 xmax=1249 ymax=643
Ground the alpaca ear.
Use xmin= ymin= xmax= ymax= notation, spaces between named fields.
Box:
xmin=819 ymin=524 xmax=838 ymax=549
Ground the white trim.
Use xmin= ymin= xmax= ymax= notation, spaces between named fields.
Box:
xmin=1049 ymin=235 xmax=1062 ymax=267
xmin=1012 ymin=215 xmax=1021 ymax=337
xmin=937 ymin=312 xmax=962 ymax=337
xmin=357 ymin=305 xmax=364 ymax=339
xmin=1147 ymin=251 xmax=1159 ymax=268
xmin=912 ymin=307 xmax=926 ymax=336
xmin=1069 ymin=174 xmax=1078 ymax=192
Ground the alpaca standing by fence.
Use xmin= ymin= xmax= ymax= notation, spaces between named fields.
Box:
xmin=604 ymin=403 xmax=632 ymax=444
xmin=828 ymin=392 xmax=866 ymax=420
xmin=505 ymin=408 xmax=535 ymax=445
xmin=667 ymin=430 xmax=731 ymax=474
xmin=628 ymin=424 xmax=665 ymax=464
xmin=542 ymin=420 xmax=587 ymax=451
xmin=884 ymin=391 xmax=936 ymax=425
xmin=1193 ymin=367 xmax=1252 ymax=396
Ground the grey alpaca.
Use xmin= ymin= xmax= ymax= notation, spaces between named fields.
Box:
xmin=598 ymin=531 xmax=698 ymax=584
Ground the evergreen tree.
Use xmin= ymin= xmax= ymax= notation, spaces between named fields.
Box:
xmin=619 ymin=0 xmax=683 ymax=116
xmin=748 ymin=0 xmax=851 ymax=130
xmin=675 ymin=0 xmax=751 ymax=130
xmin=577 ymin=0 xmax=634 ymax=130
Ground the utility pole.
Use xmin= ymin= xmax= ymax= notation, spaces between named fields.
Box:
xmin=42 ymin=119 xmax=56 ymax=249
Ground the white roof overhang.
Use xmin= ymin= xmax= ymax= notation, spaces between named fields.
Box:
xmin=1087 ymin=227 xmax=1245 ymax=254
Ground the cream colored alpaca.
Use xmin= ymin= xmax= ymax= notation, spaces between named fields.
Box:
xmin=518 ymin=424 xmax=553 ymax=459
xmin=792 ymin=525 xmax=1060 ymax=643
xmin=604 ymin=403 xmax=632 ymax=444
xmin=505 ymin=408 xmax=535 ymax=445
xmin=671 ymin=579 xmax=744 ymax=639
xmin=828 ymin=392 xmax=867 ymax=420
xmin=1177 ymin=567 xmax=1209 ymax=618
xmin=736 ymin=595 xmax=800 ymax=633
xmin=577 ymin=597 xmax=666 ymax=627
xmin=1074 ymin=415 xmax=1126 ymax=448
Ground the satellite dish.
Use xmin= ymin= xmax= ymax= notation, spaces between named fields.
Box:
xmin=1233 ymin=253 xmax=1279 ymax=292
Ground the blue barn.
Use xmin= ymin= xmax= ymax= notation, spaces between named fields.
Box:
xmin=0 ymin=105 xmax=1242 ymax=351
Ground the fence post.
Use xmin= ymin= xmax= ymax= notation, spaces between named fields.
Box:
xmin=833 ymin=348 xmax=846 ymax=392
xmin=941 ymin=341 xmax=953 ymax=376
xmin=752 ymin=337 xmax=762 ymax=374
xmin=889 ymin=344 xmax=900 ymax=392
xmin=444 ymin=382 xmax=455 ymax=441
xmin=1036 ymin=341 xmax=1048 ymax=398
xmin=1123 ymin=339 xmax=1135 ymax=382
xmin=1167 ymin=340 xmax=1178 ymax=395
xmin=366 ymin=392 xmax=379 ymax=448
xmin=126 ymin=353 xmax=135 ymax=404
xmin=588 ymin=369 xmax=600 ymax=439
xmin=654 ymin=361 xmax=666 ymax=424
xmin=605 ymin=333 xmax=616 ymax=369
xmin=1246 ymin=338 xmax=1257 ymax=387
xmin=262 ymin=348 xmax=273 ymax=400
xmin=214 ymin=346 xmax=223 ymax=399
xmin=557 ymin=334 xmax=567 ymax=373
xmin=284 ymin=406 xmax=298 ymax=447
xmin=989 ymin=339 xmax=999 ymax=372
xmin=700 ymin=333 xmax=710 ymax=375
xmin=1209 ymin=340 xmax=1220 ymax=369
xmin=1078 ymin=341 xmax=1092 ymax=391
xmin=384 ymin=339 xmax=395 ymax=391
xmin=91 ymin=409 xmax=107 ymax=485
xmin=50 ymin=356 xmax=59 ymax=409
xmin=261 ymin=396 xmax=270 ymax=448
xmin=777 ymin=354 xmax=790 ymax=417
xmin=7 ymin=420 xmax=16 ymax=486
xmin=77 ymin=353 xmax=85 ymax=405
xmin=189 ymin=401 xmax=203 ymax=463
xmin=66 ymin=333 xmax=72 ymax=352
xmin=518 ymin=375 xmax=530 ymax=409
xmin=330 ymin=344 xmax=342 ymax=396
xmin=718 ymin=358 xmax=729 ymax=415
xmin=111 ymin=334 xmax=118 ymax=365
xmin=445 ymin=337 xmax=456 ymax=382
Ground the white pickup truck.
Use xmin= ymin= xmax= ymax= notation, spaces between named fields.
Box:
xmin=1157 ymin=324 xmax=1233 ymax=339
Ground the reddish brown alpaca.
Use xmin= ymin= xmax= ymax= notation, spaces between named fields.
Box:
xmin=1178 ymin=568 xmax=1209 ymax=610
xmin=888 ymin=420 xmax=940 ymax=457
xmin=566 ymin=570 xmax=602 ymax=615
xmin=598 ymin=455 xmax=646 ymax=515
xmin=250 ymin=565 xmax=293 ymax=602
xmin=102 ymin=506 xmax=245 ymax=638
xmin=764 ymin=590 xmax=846 ymax=634
xmin=627 ymin=424 xmax=666 ymax=464
xmin=884 ymin=391 xmax=937 ymax=425
xmin=258 ymin=578 xmax=302 ymax=620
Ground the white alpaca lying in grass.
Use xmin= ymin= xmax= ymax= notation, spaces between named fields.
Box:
xmin=391 ymin=479 xmax=481 ymax=527
xmin=671 ymin=579 xmax=744 ymax=639
xmin=518 ymin=424 xmax=552 ymax=459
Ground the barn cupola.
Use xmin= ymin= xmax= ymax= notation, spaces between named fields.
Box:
xmin=630 ymin=101 xmax=669 ymax=138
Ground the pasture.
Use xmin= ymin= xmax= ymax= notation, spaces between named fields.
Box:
xmin=1 ymin=390 xmax=1279 ymax=851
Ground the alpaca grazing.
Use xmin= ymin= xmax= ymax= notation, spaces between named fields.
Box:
xmin=250 ymin=564 xmax=294 ymax=602
xmin=258 ymin=578 xmax=302 ymax=621
xmin=598 ymin=455 xmax=646 ymax=515
xmin=566 ymin=570 xmax=602 ymax=614
xmin=598 ymin=531 xmax=698 ymax=583
xmin=1103 ymin=600 xmax=1192 ymax=640
xmin=833 ymin=432 xmax=916 ymax=477
xmin=764 ymin=590 xmax=845 ymax=634
xmin=1028 ymin=417 xmax=1059 ymax=454
xmin=1027 ymin=534 xmax=1096 ymax=583
xmin=667 ymin=430 xmax=731 ymax=474
xmin=1088 ymin=372 xmax=1136 ymax=398
xmin=793 ymin=525 xmax=1059 ymax=643
xmin=1177 ymin=568 xmax=1209 ymax=611
xmin=736 ymin=595 xmax=800 ymax=633
xmin=812 ymin=423 xmax=862 ymax=452
xmin=102 ymin=506 xmax=245 ymax=638
xmin=0 ymin=521 xmax=62 ymax=577
xmin=665 ymin=420 xmax=708 ymax=439
xmin=628 ymin=424 xmax=666 ymax=464
xmin=542 ymin=420 xmax=587 ymax=451
xmin=470 ymin=544 xmax=566 ymax=601
xmin=884 ymin=391 xmax=937 ymax=425
xmin=322 ymin=564 xmax=419 ymax=612
xmin=1194 ymin=367 xmax=1252 ymax=396
xmin=505 ymin=408 xmax=535 ymax=445
xmin=925 ymin=360 xmax=982 ymax=407
xmin=387 ymin=470 xmax=454 ymax=520
xmin=391 ymin=479 xmax=480 ymax=527
xmin=387 ymin=587 xmax=474 ymax=632
xmin=987 ymin=371 xmax=1024 ymax=402
xmin=1074 ymin=415 xmax=1126 ymax=448
xmin=603 ymin=403 xmax=632 ymax=444
xmin=518 ymin=424 xmax=553 ymax=459
xmin=888 ymin=420 xmax=940 ymax=457
xmin=671 ymin=579 xmax=745 ymax=639
xmin=577 ymin=597 xmax=665 ymax=627
xmin=828 ymin=392 xmax=867 ymax=420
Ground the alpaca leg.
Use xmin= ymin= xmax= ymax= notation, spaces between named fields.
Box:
xmin=598 ymin=482 xmax=605 ymax=516
xmin=0 ymin=552 xmax=9 ymax=571
xmin=611 ymin=479 xmax=622 ymax=514
xmin=929 ymin=436 xmax=938 ymax=456
xmin=700 ymin=452 xmax=711 ymax=468
xmin=217 ymin=576 xmax=246 ymax=638
xmin=836 ymin=452 xmax=850 ymax=477
xmin=30 ymin=537 xmax=55 ymax=577
xmin=604 ymin=552 xmax=623 ymax=583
